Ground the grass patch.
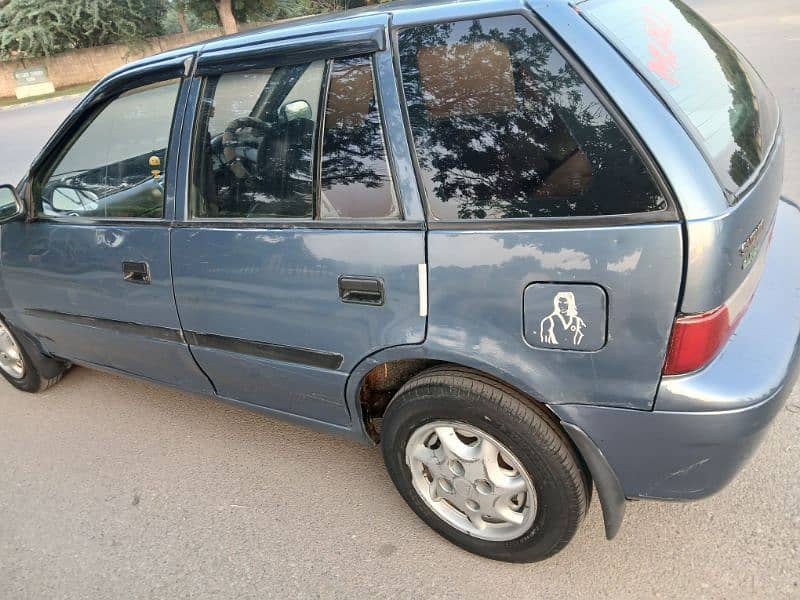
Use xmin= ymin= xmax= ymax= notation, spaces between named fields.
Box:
xmin=0 ymin=82 xmax=96 ymax=108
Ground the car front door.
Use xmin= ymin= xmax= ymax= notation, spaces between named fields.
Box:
xmin=1 ymin=60 xmax=214 ymax=395
xmin=170 ymin=24 xmax=427 ymax=426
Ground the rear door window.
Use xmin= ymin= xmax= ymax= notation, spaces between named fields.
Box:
xmin=581 ymin=0 xmax=780 ymax=196
xmin=190 ymin=62 xmax=325 ymax=219
xmin=320 ymin=56 xmax=398 ymax=219
xmin=191 ymin=56 xmax=399 ymax=221
xmin=397 ymin=15 xmax=666 ymax=221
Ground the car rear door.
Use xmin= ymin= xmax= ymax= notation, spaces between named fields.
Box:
xmin=1 ymin=57 xmax=214 ymax=394
xmin=170 ymin=19 xmax=426 ymax=426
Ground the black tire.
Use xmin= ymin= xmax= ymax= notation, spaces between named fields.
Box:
xmin=381 ymin=366 xmax=589 ymax=563
xmin=0 ymin=317 xmax=68 ymax=392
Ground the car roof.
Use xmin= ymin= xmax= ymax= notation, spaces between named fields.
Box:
xmin=118 ymin=0 xmax=566 ymax=74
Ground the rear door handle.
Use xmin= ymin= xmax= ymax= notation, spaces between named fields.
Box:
xmin=338 ymin=276 xmax=384 ymax=306
xmin=123 ymin=261 xmax=151 ymax=285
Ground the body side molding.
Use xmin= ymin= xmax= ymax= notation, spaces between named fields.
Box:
xmin=183 ymin=331 xmax=344 ymax=370
xmin=23 ymin=309 xmax=344 ymax=370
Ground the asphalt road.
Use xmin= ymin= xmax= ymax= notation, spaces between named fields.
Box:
xmin=0 ymin=94 xmax=80 ymax=185
xmin=1 ymin=2 xmax=798 ymax=598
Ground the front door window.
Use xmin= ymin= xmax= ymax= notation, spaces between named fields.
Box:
xmin=37 ymin=79 xmax=181 ymax=219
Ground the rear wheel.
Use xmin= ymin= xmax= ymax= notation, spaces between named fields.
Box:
xmin=381 ymin=367 xmax=589 ymax=563
xmin=0 ymin=317 xmax=67 ymax=392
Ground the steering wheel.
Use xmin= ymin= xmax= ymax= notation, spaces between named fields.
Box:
xmin=221 ymin=116 xmax=273 ymax=180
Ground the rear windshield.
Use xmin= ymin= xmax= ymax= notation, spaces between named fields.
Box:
xmin=581 ymin=0 xmax=779 ymax=197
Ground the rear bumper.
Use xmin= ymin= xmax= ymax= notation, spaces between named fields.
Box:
xmin=552 ymin=198 xmax=800 ymax=501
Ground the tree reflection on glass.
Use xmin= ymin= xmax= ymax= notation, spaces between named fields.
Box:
xmin=398 ymin=16 xmax=666 ymax=220
xmin=320 ymin=56 xmax=398 ymax=219
xmin=671 ymin=1 xmax=764 ymax=189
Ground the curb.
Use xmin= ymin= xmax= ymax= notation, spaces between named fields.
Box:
xmin=0 ymin=92 xmax=85 ymax=112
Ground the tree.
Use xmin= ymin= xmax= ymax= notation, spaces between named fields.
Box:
xmin=213 ymin=0 xmax=237 ymax=34
xmin=0 ymin=0 xmax=394 ymax=58
xmin=205 ymin=0 xmax=314 ymax=35
xmin=174 ymin=1 xmax=190 ymax=33
xmin=0 ymin=0 xmax=166 ymax=57
xmin=165 ymin=0 xmax=217 ymax=34
xmin=178 ymin=0 xmax=243 ymax=36
xmin=184 ymin=0 xmax=392 ymax=37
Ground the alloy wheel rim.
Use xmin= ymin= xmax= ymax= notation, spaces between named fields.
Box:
xmin=405 ymin=420 xmax=537 ymax=542
xmin=0 ymin=321 xmax=25 ymax=379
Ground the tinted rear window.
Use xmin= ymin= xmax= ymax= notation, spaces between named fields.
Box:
xmin=397 ymin=15 xmax=666 ymax=221
xmin=582 ymin=0 xmax=779 ymax=196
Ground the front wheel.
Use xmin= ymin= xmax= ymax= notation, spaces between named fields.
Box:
xmin=381 ymin=367 xmax=589 ymax=563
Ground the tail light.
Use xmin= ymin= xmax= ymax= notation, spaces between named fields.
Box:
xmin=663 ymin=305 xmax=735 ymax=375
xmin=663 ymin=228 xmax=772 ymax=376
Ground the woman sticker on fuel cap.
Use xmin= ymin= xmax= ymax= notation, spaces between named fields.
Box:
xmin=540 ymin=291 xmax=587 ymax=346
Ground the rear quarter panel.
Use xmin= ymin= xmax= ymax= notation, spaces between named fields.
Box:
xmin=425 ymin=225 xmax=682 ymax=409
xmin=380 ymin=0 xmax=693 ymax=410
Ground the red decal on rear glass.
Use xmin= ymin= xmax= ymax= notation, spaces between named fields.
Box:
xmin=643 ymin=5 xmax=679 ymax=86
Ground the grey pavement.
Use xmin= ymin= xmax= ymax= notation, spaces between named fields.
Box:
xmin=0 ymin=2 xmax=798 ymax=598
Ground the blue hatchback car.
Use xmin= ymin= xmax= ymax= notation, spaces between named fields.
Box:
xmin=0 ymin=0 xmax=794 ymax=562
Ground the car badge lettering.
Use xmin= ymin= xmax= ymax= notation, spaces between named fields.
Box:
xmin=740 ymin=218 xmax=765 ymax=270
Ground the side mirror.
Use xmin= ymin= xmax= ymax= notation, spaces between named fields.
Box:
xmin=0 ymin=184 xmax=25 ymax=223
xmin=50 ymin=186 xmax=98 ymax=213
xmin=282 ymin=100 xmax=312 ymax=123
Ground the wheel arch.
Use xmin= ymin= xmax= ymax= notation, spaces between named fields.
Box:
xmin=346 ymin=346 xmax=627 ymax=541
xmin=346 ymin=345 xmax=558 ymax=445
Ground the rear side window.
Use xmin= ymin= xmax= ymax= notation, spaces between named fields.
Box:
xmin=397 ymin=15 xmax=666 ymax=221
xmin=190 ymin=57 xmax=399 ymax=220
xmin=320 ymin=57 xmax=398 ymax=219
xmin=582 ymin=0 xmax=779 ymax=195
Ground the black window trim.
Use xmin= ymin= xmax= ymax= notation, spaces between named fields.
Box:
xmin=392 ymin=9 xmax=681 ymax=231
xmin=195 ymin=26 xmax=386 ymax=76
xmin=184 ymin=49 xmax=408 ymax=228
xmin=312 ymin=58 xmax=334 ymax=220
xmin=28 ymin=59 xmax=192 ymax=227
